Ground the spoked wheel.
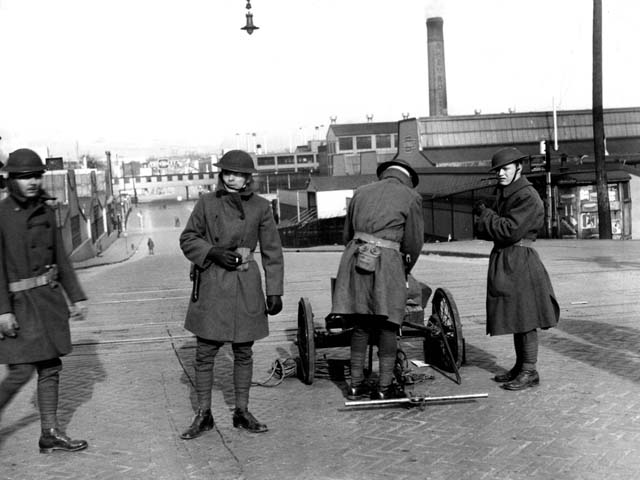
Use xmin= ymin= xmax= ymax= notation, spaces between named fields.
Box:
xmin=424 ymin=287 xmax=464 ymax=377
xmin=297 ymin=297 xmax=316 ymax=385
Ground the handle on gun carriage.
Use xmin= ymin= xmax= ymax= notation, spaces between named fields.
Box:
xmin=344 ymin=392 xmax=488 ymax=408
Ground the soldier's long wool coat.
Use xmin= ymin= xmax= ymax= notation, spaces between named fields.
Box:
xmin=475 ymin=176 xmax=559 ymax=335
xmin=180 ymin=188 xmax=283 ymax=342
xmin=331 ymin=171 xmax=424 ymax=326
xmin=0 ymin=192 xmax=86 ymax=364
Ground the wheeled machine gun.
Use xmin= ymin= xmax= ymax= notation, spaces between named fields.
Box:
xmin=296 ymin=275 xmax=472 ymax=389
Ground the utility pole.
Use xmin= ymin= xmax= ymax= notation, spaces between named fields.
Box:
xmin=544 ymin=140 xmax=553 ymax=238
xmin=592 ymin=0 xmax=612 ymax=238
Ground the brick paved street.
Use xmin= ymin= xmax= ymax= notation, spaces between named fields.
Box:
xmin=2 ymin=202 xmax=640 ymax=479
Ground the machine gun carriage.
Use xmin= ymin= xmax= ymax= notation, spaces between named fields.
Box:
xmin=296 ymin=275 xmax=467 ymax=389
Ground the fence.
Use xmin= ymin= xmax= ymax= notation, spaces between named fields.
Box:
xmin=278 ymin=216 xmax=345 ymax=248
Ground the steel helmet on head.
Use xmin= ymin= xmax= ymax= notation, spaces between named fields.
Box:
xmin=489 ymin=147 xmax=528 ymax=172
xmin=2 ymin=148 xmax=46 ymax=174
xmin=214 ymin=150 xmax=257 ymax=174
xmin=376 ymin=158 xmax=419 ymax=187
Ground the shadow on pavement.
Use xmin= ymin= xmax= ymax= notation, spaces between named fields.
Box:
xmin=0 ymin=342 xmax=104 ymax=447
xmin=0 ymin=412 xmax=40 ymax=450
xmin=56 ymin=342 xmax=107 ymax=431
xmin=462 ymin=342 xmax=503 ymax=375
xmin=567 ymin=255 xmax=640 ymax=269
xmin=547 ymin=318 xmax=640 ymax=382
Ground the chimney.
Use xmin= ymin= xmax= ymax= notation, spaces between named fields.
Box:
xmin=427 ymin=17 xmax=448 ymax=117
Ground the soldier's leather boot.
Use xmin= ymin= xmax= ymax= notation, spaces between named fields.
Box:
xmin=501 ymin=370 xmax=540 ymax=391
xmin=232 ymin=408 xmax=268 ymax=433
xmin=39 ymin=428 xmax=88 ymax=454
xmin=346 ymin=382 xmax=370 ymax=400
xmin=493 ymin=366 xmax=521 ymax=383
xmin=180 ymin=409 xmax=214 ymax=440
xmin=370 ymin=383 xmax=406 ymax=400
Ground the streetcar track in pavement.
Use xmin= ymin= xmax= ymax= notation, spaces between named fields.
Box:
xmin=91 ymin=287 xmax=190 ymax=296
xmin=89 ymin=295 xmax=189 ymax=305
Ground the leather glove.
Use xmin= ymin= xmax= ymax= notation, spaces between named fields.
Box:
xmin=207 ymin=247 xmax=242 ymax=270
xmin=70 ymin=301 xmax=89 ymax=321
xmin=0 ymin=313 xmax=19 ymax=340
xmin=473 ymin=200 xmax=487 ymax=216
xmin=266 ymin=295 xmax=283 ymax=316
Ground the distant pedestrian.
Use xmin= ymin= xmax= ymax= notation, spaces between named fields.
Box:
xmin=179 ymin=150 xmax=284 ymax=439
xmin=174 ymin=217 xmax=180 ymax=228
xmin=331 ymin=158 xmax=424 ymax=400
xmin=147 ymin=237 xmax=155 ymax=255
xmin=0 ymin=148 xmax=89 ymax=453
xmin=474 ymin=147 xmax=560 ymax=391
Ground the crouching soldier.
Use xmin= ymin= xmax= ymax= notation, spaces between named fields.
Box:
xmin=332 ymin=158 xmax=424 ymax=400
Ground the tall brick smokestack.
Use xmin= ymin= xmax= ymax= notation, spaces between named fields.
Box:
xmin=427 ymin=17 xmax=448 ymax=117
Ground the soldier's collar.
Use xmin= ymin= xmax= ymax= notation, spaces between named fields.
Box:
xmin=500 ymin=176 xmax=532 ymax=197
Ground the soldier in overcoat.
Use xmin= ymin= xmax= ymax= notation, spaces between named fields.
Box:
xmin=332 ymin=158 xmax=424 ymax=400
xmin=0 ymin=148 xmax=88 ymax=452
xmin=179 ymin=150 xmax=283 ymax=438
xmin=474 ymin=147 xmax=560 ymax=391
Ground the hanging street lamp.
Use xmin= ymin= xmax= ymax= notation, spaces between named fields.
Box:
xmin=241 ymin=1 xmax=259 ymax=35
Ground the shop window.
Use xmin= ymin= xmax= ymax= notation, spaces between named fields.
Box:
xmin=580 ymin=211 xmax=598 ymax=229
xmin=621 ymin=182 xmax=630 ymax=201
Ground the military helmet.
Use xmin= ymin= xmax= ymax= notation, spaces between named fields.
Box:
xmin=376 ymin=158 xmax=419 ymax=187
xmin=2 ymin=148 xmax=46 ymax=174
xmin=489 ymin=147 xmax=528 ymax=172
xmin=214 ymin=150 xmax=257 ymax=174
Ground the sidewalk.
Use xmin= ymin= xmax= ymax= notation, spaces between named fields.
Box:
xmin=73 ymin=232 xmax=146 ymax=270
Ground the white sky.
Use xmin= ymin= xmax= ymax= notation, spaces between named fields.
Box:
xmin=1 ymin=0 xmax=639 ymax=159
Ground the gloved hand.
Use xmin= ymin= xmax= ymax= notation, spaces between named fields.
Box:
xmin=266 ymin=295 xmax=283 ymax=316
xmin=70 ymin=301 xmax=89 ymax=321
xmin=473 ymin=200 xmax=487 ymax=216
xmin=0 ymin=313 xmax=19 ymax=340
xmin=207 ymin=247 xmax=242 ymax=270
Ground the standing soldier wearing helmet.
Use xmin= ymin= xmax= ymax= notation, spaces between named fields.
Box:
xmin=0 ymin=148 xmax=89 ymax=452
xmin=474 ymin=147 xmax=559 ymax=391
xmin=179 ymin=149 xmax=283 ymax=438
xmin=332 ymin=158 xmax=424 ymax=400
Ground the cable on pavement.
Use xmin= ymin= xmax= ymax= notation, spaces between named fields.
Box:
xmin=252 ymin=357 xmax=298 ymax=387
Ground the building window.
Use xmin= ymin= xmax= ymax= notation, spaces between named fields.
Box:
xmin=278 ymin=155 xmax=295 ymax=165
xmin=375 ymin=134 xmax=391 ymax=149
xmin=356 ymin=136 xmax=372 ymax=150
xmin=296 ymin=154 xmax=314 ymax=164
xmin=258 ymin=156 xmax=275 ymax=166
xmin=338 ymin=137 xmax=353 ymax=151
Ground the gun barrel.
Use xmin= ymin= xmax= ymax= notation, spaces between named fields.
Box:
xmin=344 ymin=392 xmax=488 ymax=407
